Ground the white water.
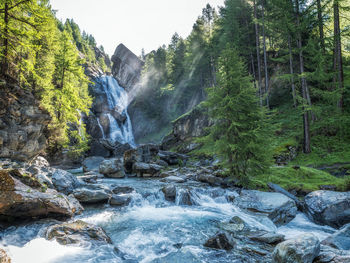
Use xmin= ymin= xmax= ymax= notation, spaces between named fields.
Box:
xmin=0 ymin=178 xmax=336 ymax=263
xmin=98 ymin=76 xmax=135 ymax=146
xmin=96 ymin=117 xmax=106 ymax=139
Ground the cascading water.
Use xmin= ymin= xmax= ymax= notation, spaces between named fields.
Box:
xmin=0 ymin=177 xmax=336 ymax=263
xmin=97 ymin=76 xmax=135 ymax=146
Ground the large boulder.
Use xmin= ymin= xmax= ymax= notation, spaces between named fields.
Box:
xmin=322 ymin=223 xmax=350 ymax=250
xmin=0 ymin=248 xmax=11 ymax=263
xmin=203 ymin=233 xmax=234 ymax=250
xmin=272 ymin=234 xmax=320 ymax=263
xmin=0 ymin=82 xmax=50 ymax=161
xmin=110 ymin=195 xmax=131 ymax=206
xmin=82 ymin=156 xmax=105 ymax=172
xmin=162 ymin=185 xmax=177 ymax=201
xmin=196 ymin=173 xmax=223 ymax=186
xmin=73 ymin=187 xmax=111 ymax=204
xmin=99 ymin=158 xmax=125 ymax=178
xmin=157 ymin=151 xmax=188 ymax=165
xmin=233 ymin=190 xmax=297 ymax=226
xmin=0 ymin=169 xmax=83 ymax=221
xmin=315 ymin=245 xmax=350 ymax=263
xmin=305 ymin=190 xmax=350 ymax=228
xmin=132 ymin=162 xmax=162 ymax=177
xmin=123 ymin=144 xmax=159 ymax=173
xmin=50 ymin=168 xmax=82 ymax=195
xmin=46 ymin=220 xmax=112 ymax=245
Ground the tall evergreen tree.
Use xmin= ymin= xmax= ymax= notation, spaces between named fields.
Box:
xmin=200 ymin=46 xmax=271 ymax=183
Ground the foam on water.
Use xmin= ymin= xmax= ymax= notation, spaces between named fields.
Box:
xmin=5 ymin=238 xmax=84 ymax=263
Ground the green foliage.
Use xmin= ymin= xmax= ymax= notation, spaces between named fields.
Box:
xmin=251 ymin=166 xmax=350 ymax=193
xmin=198 ymin=46 xmax=272 ymax=184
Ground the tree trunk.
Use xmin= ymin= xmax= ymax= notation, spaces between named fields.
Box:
xmin=2 ymin=2 xmax=9 ymax=76
xmin=253 ymin=0 xmax=263 ymax=107
xmin=288 ymin=36 xmax=297 ymax=107
xmin=295 ymin=0 xmax=311 ymax=153
xmin=262 ymin=1 xmax=269 ymax=108
xmin=317 ymin=0 xmax=325 ymax=53
xmin=333 ymin=0 xmax=344 ymax=109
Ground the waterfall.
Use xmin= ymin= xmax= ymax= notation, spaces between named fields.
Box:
xmin=96 ymin=118 xmax=105 ymax=139
xmin=97 ymin=76 xmax=135 ymax=146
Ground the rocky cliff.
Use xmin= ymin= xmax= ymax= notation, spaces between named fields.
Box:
xmin=161 ymin=104 xmax=211 ymax=153
xmin=0 ymin=81 xmax=50 ymax=161
xmin=111 ymin=44 xmax=143 ymax=92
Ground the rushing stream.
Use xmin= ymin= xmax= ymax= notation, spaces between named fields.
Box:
xmin=0 ymin=177 xmax=335 ymax=263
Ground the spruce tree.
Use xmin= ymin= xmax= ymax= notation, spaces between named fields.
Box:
xmin=200 ymin=46 xmax=271 ymax=184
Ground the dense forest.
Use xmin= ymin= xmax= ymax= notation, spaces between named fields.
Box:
xmin=139 ymin=0 xmax=350 ymax=186
xmin=0 ymin=0 xmax=110 ymax=157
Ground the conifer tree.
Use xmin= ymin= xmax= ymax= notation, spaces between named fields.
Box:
xmin=200 ymin=46 xmax=271 ymax=184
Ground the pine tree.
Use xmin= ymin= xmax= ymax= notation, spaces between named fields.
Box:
xmin=200 ymin=46 xmax=271 ymax=184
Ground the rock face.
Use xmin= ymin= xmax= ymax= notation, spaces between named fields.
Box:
xmin=272 ymin=234 xmax=320 ymax=263
xmin=111 ymin=44 xmax=143 ymax=92
xmin=0 ymin=81 xmax=50 ymax=161
xmin=0 ymin=169 xmax=83 ymax=220
xmin=161 ymin=105 xmax=211 ymax=153
xmin=46 ymin=220 xmax=112 ymax=245
xmin=0 ymin=248 xmax=11 ymax=263
xmin=305 ymin=190 xmax=350 ymax=228
xmin=233 ymin=190 xmax=297 ymax=226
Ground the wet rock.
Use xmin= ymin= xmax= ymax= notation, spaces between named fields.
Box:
xmin=78 ymin=172 xmax=102 ymax=184
xmin=249 ymin=231 xmax=285 ymax=244
xmin=50 ymin=168 xmax=82 ymax=195
xmin=204 ymin=233 xmax=234 ymax=250
xmin=73 ymin=188 xmax=110 ymax=204
xmin=160 ymin=176 xmax=186 ymax=183
xmin=110 ymin=195 xmax=131 ymax=206
xmin=272 ymin=233 xmax=320 ymax=263
xmin=46 ymin=220 xmax=112 ymax=245
xmin=0 ymin=169 xmax=83 ymax=220
xmin=322 ymin=223 xmax=350 ymax=250
xmin=234 ymin=190 xmax=297 ymax=226
xmin=305 ymin=190 xmax=350 ymax=228
xmin=156 ymin=159 xmax=169 ymax=168
xmin=176 ymin=189 xmax=193 ymax=206
xmin=315 ymin=245 xmax=350 ymax=263
xmin=99 ymin=158 xmax=125 ymax=178
xmin=112 ymin=186 xmax=134 ymax=194
xmin=133 ymin=162 xmax=162 ymax=177
xmin=196 ymin=173 xmax=223 ymax=186
xmin=123 ymin=144 xmax=159 ymax=173
xmin=157 ymin=151 xmax=188 ymax=165
xmin=0 ymin=248 xmax=11 ymax=263
xmin=83 ymin=156 xmax=105 ymax=172
xmin=162 ymin=185 xmax=176 ymax=201
xmin=219 ymin=215 xmax=276 ymax=237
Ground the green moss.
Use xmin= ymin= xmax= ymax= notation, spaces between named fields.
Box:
xmin=251 ymin=166 xmax=349 ymax=193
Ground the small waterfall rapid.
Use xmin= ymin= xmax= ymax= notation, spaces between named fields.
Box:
xmin=97 ymin=76 xmax=135 ymax=146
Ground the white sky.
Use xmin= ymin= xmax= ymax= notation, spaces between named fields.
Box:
xmin=50 ymin=0 xmax=225 ymax=57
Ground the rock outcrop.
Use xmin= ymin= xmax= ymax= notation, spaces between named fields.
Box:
xmin=233 ymin=190 xmax=297 ymax=226
xmin=0 ymin=169 xmax=83 ymax=221
xmin=161 ymin=105 xmax=211 ymax=153
xmin=272 ymin=234 xmax=320 ymax=263
xmin=99 ymin=158 xmax=125 ymax=178
xmin=305 ymin=190 xmax=350 ymax=228
xmin=46 ymin=220 xmax=112 ymax=245
xmin=0 ymin=81 xmax=50 ymax=161
xmin=111 ymin=44 xmax=143 ymax=92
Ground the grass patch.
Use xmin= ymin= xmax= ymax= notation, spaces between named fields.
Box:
xmin=251 ymin=166 xmax=350 ymax=193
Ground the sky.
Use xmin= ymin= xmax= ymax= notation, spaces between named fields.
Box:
xmin=50 ymin=0 xmax=225 ymax=57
